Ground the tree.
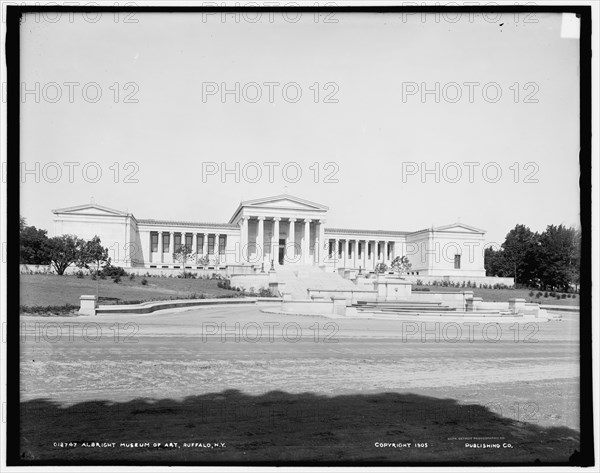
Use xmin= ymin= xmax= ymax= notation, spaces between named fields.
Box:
xmin=173 ymin=244 xmax=196 ymax=277
xmin=536 ymin=225 xmax=580 ymax=292
xmin=20 ymin=224 xmax=50 ymax=264
xmin=46 ymin=234 xmax=85 ymax=275
xmin=484 ymin=247 xmax=508 ymax=277
xmin=78 ymin=236 xmax=110 ymax=299
xmin=390 ymin=255 xmax=412 ymax=277
xmin=501 ymin=225 xmax=538 ymax=286
xmin=487 ymin=223 xmax=581 ymax=290
xmin=197 ymin=254 xmax=210 ymax=266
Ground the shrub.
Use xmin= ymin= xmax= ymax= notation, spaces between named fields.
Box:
xmin=129 ymin=273 xmax=135 ymax=280
xmin=536 ymin=292 xmax=542 ymax=298
xmin=99 ymin=273 xmax=106 ymax=280
xmin=529 ymin=291 xmax=534 ymax=297
xmin=561 ymin=293 xmax=567 ymax=299
xmin=20 ymin=303 xmax=79 ymax=315
xmin=113 ymin=275 xmax=121 ymax=283
xmin=141 ymin=278 xmax=148 ymax=286
xmin=217 ymin=279 xmax=232 ymax=290
xmin=101 ymin=264 xmax=127 ymax=278
xmin=91 ymin=273 xmax=97 ymax=281
xmin=76 ymin=270 xmax=85 ymax=279
xmin=544 ymin=291 xmax=548 ymax=297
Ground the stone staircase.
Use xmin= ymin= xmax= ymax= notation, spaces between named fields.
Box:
xmin=274 ymin=265 xmax=359 ymax=299
xmin=350 ymin=300 xmax=512 ymax=318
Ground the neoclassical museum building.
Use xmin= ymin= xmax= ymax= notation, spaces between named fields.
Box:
xmin=52 ymin=194 xmax=487 ymax=278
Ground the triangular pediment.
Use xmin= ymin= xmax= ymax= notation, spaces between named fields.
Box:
xmin=241 ymin=195 xmax=328 ymax=212
xmin=433 ymin=223 xmax=485 ymax=234
xmin=52 ymin=203 xmax=128 ymax=217
xmin=229 ymin=194 xmax=328 ymax=223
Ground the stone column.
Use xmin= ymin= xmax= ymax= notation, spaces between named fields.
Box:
xmin=169 ymin=232 xmax=174 ymax=265
xmin=158 ymin=232 xmax=163 ymax=263
xmin=353 ymin=240 xmax=357 ymax=269
xmin=371 ymin=241 xmax=377 ymax=270
xmin=215 ymin=233 xmax=221 ymax=264
xmin=192 ymin=233 xmax=197 ymax=263
xmin=341 ymin=239 xmax=347 ymax=268
xmin=257 ymin=217 xmax=265 ymax=264
xmin=362 ymin=240 xmax=367 ymax=270
xmin=200 ymin=233 xmax=206 ymax=257
xmin=303 ymin=219 xmax=311 ymax=264
xmin=149 ymin=232 xmax=153 ymax=263
xmin=288 ymin=218 xmax=296 ymax=261
xmin=384 ymin=241 xmax=389 ymax=264
xmin=240 ymin=217 xmax=248 ymax=263
xmin=272 ymin=217 xmax=280 ymax=265
xmin=318 ymin=220 xmax=325 ymax=265
xmin=334 ymin=238 xmax=339 ymax=268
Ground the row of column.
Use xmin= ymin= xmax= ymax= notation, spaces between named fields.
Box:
xmin=328 ymin=239 xmax=395 ymax=270
xmin=239 ymin=216 xmax=326 ymax=265
xmin=149 ymin=231 xmax=225 ymax=264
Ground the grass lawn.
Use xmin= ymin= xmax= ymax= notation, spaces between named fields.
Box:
xmin=412 ymin=285 xmax=579 ymax=306
xmin=20 ymin=273 xmax=241 ymax=308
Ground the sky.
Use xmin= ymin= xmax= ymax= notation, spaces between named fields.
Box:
xmin=18 ymin=10 xmax=581 ymax=246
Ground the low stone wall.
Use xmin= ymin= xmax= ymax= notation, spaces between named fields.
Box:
xmin=229 ymin=273 xmax=270 ymax=292
xmin=307 ymin=288 xmax=378 ymax=304
xmin=20 ymin=264 xmax=55 ymax=274
xmin=280 ymin=299 xmax=335 ymax=315
xmin=409 ymin=291 xmax=473 ymax=310
xmin=19 ymin=263 xmax=228 ymax=278
xmin=226 ymin=264 xmax=258 ymax=275
xmin=96 ymin=297 xmax=258 ymax=315
xmin=127 ymin=267 xmax=228 ymax=277
xmin=540 ymin=304 xmax=579 ymax=312
xmin=476 ymin=301 xmax=511 ymax=311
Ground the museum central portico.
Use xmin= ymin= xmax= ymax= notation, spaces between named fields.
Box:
xmin=229 ymin=195 xmax=328 ymax=266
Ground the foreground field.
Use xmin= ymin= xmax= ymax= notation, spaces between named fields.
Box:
xmin=20 ymin=274 xmax=239 ymax=307
xmin=20 ymin=305 xmax=581 ymax=464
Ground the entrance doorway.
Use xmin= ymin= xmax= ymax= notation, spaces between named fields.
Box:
xmin=278 ymin=238 xmax=286 ymax=265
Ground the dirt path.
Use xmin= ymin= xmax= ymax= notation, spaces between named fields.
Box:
xmin=19 ymin=307 xmax=581 ymax=464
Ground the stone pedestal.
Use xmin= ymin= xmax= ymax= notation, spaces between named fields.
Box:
xmin=331 ymin=296 xmax=347 ymax=316
xmin=509 ymin=298 xmax=526 ymax=314
xmin=373 ymin=279 xmax=412 ymax=301
xmin=465 ymin=297 xmax=474 ymax=312
xmin=79 ymin=295 xmax=97 ymax=316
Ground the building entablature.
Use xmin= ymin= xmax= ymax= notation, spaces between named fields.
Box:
xmin=137 ymin=219 xmax=239 ymax=235
xmin=325 ymin=228 xmax=409 ymax=241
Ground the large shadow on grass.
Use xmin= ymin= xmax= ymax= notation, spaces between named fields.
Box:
xmin=19 ymin=390 xmax=581 ymax=466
